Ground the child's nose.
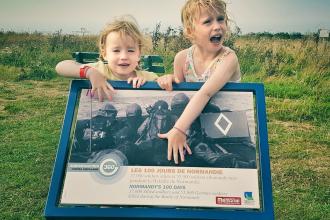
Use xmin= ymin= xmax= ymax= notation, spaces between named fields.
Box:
xmin=213 ymin=22 xmax=221 ymax=31
xmin=120 ymin=51 xmax=128 ymax=59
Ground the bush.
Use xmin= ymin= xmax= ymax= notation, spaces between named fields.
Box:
xmin=17 ymin=64 xmax=56 ymax=81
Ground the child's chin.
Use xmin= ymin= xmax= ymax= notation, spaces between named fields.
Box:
xmin=116 ymin=71 xmax=134 ymax=78
xmin=209 ymin=44 xmax=222 ymax=51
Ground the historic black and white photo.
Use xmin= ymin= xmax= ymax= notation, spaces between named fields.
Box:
xmin=69 ymin=89 xmax=257 ymax=169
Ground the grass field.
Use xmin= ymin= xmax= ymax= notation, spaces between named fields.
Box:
xmin=0 ymin=32 xmax=329 ymax=219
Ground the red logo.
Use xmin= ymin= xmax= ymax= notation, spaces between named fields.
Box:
xmin=216 ymin=196 xmax=241 ymax=205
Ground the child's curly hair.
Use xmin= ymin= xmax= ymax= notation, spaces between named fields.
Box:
xmin=181 ymin=0 xmax=229 ymax=41
xmin=98 ymin=15 xmax=144 ymax=61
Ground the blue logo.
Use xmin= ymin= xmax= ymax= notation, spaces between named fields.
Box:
xmin=244 ymin=192 xmax=253 ymax=201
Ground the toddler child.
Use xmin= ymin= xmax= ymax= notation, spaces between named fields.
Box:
xmin=56 ymin=15 xmax=158 ymax=101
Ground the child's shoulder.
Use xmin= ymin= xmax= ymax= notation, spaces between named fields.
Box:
xmin=217 ymin=46 xmax=238 ymax=62
xmin=174 ymin=48 xmax=190 ymax=61
xmin=222 ymin=46 xmax=236 ymax=56
xmin=137 ymin=70 xmax=159 ymax=81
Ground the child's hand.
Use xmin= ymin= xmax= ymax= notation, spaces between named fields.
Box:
xmin=127 ymin=76 xmax=146 ymax=88
xmin=157 ymin=74 xmax=180 ymax=91
xmin=158 ymin=128 xmax=192 ymax=164
xmin=88 ymin=70 xmax=116 ymax=102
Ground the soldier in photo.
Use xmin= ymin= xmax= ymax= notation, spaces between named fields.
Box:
xmin=70 ymin=103 xmax=122 ymax=162
xmin=112 ymin=103 xmax=145 ymax=164
xmin=87 ymin=103 xmax=146 ymax=164
xmin=134 ymin=100 xmax=175 ymax=166
xmin=137 ymin=100 xmax=173 ymax=142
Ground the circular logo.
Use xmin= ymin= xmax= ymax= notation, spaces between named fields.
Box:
xmin=99 ymin=158 xmax=119 ymax=177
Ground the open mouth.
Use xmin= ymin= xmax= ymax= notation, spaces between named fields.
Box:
xmin=118 ymin=63 xmax=130 ymax=67
xmin=210 ymin=35 xmax=222 ymax=43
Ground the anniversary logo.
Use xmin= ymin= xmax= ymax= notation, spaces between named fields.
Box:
xmin=60 ymin=89 xmax=260 ymax=209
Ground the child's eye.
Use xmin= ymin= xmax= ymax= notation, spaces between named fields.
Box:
xmin=203 ymin=19 xmax=211 ymax=25
xmin=112 ymin=49 xmax=120 ymax=52
xmin=217 ymin=16 xmax=225 ymax=22
xmin=128 ymin=49 xmax=135 ymax=52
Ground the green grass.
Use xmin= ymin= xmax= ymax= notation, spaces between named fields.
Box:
xmin=0 ymin=32 xmax=329 ymax=219
xmin=0 ymin=79 xmax=69 ymax=219
xmin=268 ymin=119 xmax=330 ymax=220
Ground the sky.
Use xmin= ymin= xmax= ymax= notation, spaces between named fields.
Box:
xmin=1 ymin=0 xmax=329 ymax=34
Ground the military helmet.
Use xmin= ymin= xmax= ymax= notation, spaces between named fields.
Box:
xmin=102 ymin=103 xmax=117 ymax=112
xmin=153 ymin=100 xmax=169 ymax=111
xmin=202 ymin=102 xmax=221 ymax=113
xmin=126 ymin=103 xmax=142 ymax=117
xmin=97 ymin=103 xmax=117 ymax=117
xmin=171 ymin=93 xmax=189 ymax=109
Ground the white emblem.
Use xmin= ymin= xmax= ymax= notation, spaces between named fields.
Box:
xmin=214 ymin=113 xmax=232 ymax=136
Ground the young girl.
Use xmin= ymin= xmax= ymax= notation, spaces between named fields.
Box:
xmin=56 ymin=16 xmax=158 ymax=101
xmin=158 ymin=0 xmax=241 ymax=164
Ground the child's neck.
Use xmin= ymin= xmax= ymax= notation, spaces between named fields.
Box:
xmin=112 ymin=71 xmax=137 ymax=80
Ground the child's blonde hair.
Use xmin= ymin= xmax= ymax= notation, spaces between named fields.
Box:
xmin=99 ymin=15 xmax=144 ymax=60
xmin=181 ymin=0 xmax=228 ymax=41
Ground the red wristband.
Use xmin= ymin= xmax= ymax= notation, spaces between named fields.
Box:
xmin=79 ymin=66 xmax=91 ymax=78
xmin=173 ymin=126 xmax=187 ymax=136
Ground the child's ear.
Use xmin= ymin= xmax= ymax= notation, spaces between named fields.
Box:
xmin=185 ymin=27 xmax=194 ymax=41
xmin=136 ymin=50 xmax=141 ymax=61
xmin=101 ymin=49 xmax=107 ymax=60
xmin=185 ymin=27 xmax=191 ymax=36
